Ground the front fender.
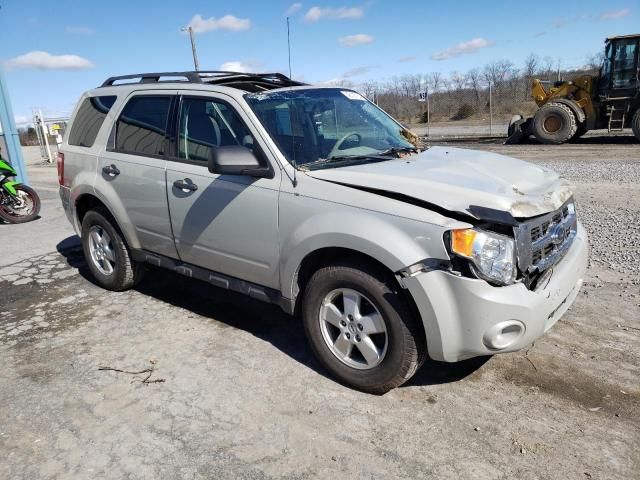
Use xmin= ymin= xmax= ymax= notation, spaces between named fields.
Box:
xmin=2 ymin=181 xmax=20 ymax=196
xmin=279 ymin=204 xmax=452 ymax=301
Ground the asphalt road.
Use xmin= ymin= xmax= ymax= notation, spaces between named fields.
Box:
xmin=1 ymin=139 xmax=638 ymax=479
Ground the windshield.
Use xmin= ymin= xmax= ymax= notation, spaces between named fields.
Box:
xmin=245 ymin=88 xmax=416 ymax=169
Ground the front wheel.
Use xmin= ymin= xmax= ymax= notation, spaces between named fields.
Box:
xmin=531 ymin=102 xmax=578 ymax=145
xmin=302 ymin=260 xmax=426 ymax=394
xmin=0 ymin=184 xmax=41 ymax=223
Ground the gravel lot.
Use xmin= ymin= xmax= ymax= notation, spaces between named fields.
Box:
xmin=1 ymin=137 xmax=638 ymax=479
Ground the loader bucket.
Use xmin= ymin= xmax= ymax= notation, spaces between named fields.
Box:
xmin=505 ymin=115 xmax=532 ymax=144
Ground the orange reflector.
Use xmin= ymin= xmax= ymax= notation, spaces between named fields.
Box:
xmin=451 ymin=229 xmax=477 ymax=257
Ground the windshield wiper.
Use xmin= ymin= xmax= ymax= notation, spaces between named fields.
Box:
xmin=377 ymin=146 xmax=419 ymax=157
xmin=302 ymin=154 xmax=379 ymax=169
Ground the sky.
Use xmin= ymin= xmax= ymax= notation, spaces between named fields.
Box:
xmin=1 ymin=0 xmax=638 ymax=125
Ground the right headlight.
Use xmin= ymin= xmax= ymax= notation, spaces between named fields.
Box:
xmin=449 ymin=228 xmax=517 ymax=285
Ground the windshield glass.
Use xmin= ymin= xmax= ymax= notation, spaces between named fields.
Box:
xmin=245 ymin=88 xmax=416 ymax=169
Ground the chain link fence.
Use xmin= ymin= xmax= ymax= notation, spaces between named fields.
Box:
xmin=345 ymin=63 xmax=598 ymax=140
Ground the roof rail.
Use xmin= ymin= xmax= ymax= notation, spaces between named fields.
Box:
xmin=100 ymin=71 xmax=305 ymax=88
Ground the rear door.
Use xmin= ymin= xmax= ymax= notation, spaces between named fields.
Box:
xmin=165 ymin=92 xmax=281 ymax=289
xmin=96 ymin=92 xmax=179 ymax=258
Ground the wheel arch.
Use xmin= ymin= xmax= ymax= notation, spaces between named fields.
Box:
xmin=75 ymin=192 xmax=141 ymax=249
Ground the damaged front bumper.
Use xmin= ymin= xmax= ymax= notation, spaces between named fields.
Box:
xmin=403 ymin=222 xmax=588 ymax=362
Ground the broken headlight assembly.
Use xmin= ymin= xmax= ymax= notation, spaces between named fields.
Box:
xmin=448 ymin=228 xmax=517 ymax=286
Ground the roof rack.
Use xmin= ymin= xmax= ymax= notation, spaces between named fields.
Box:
xmin=100 ymin=71 xmax=306 ymax=88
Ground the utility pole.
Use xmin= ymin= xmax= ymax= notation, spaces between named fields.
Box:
xmin=488 ymin=81 xmax=493 ymax=136
xmin=181 ymin=26 xmax=200 ymax=71
xmin=286 ymin=17 xmax=292 ymax=78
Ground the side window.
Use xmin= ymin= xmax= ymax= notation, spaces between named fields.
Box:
xmin=178 ymin=97 xmax=254 ymax=162
xmin=68 ymin=95 xmax=117 ymax=147
xmin=612 ymin=40 xmax=638 ymax=89
xmin=114 ymin=96 xmax=171 ymax=156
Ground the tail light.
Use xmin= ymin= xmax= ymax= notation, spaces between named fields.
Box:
xmin=57 ymin=152 xmax=65 ymax=185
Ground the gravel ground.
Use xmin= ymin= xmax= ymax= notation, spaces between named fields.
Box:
xmin=0 ymin=137 xmax=638 ymax=479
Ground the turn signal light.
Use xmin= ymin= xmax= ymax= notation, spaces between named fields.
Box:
xmin=451 ymin=229 xmax=477 ymax=257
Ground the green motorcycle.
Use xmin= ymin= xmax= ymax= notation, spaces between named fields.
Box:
xmin=0 ymin=157 xmax=40 ymax=223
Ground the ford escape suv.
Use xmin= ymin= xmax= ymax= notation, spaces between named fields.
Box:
xmin=59 ymin=71 xmax=588 ymax=393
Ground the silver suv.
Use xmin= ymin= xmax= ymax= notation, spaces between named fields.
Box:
xmin=59 ymin=71 xmax=588 ymax=393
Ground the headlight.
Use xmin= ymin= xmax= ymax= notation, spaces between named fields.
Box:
xmin=449 ymin=228 xmax=517 ymax=285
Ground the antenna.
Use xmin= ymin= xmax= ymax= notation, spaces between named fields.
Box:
xmin=286 ymin=17 xmax=292 ymax=79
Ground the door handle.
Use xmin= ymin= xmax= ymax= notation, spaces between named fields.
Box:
xmin=173 ymin=178 xmax=198 ymax=192
xmin=102 ymin=164 xmax=120 ymax=177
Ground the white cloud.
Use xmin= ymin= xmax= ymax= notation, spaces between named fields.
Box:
xmin=219 ymin=61 xmax=262 ymax=73
xmin=397 ymin=55 xmax=417 ymax=63
xmin=14 ymin=115 xmax=30 ymax=125
xmin=186 ymin=14 xmax=251 ymax=33
xmin=304 ymin=6 xmax=364 ymax=22
xmin=65 ymin=26 xmax=94 ymax=35
xmin=599 ymin=8 xmax=631 ymax=20
xmin=338 ymin=33 xmax=373 ymax=47
xmin=4 ymin=51 xmax=94 ymax=70
xmin=285 ymin=3 xmax=303 ymax=16
xmin=430 ymin=38 xmax=492 ymax=61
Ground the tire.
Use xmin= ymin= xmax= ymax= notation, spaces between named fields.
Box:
xmin=531 ymin=102 xmax=578 ymax=145
xmin=81 ymin=207 xmax=144 ymax=291
xmin=632 ymin=109 xmax=640 ymax=142
xmin=0 ymin=184 xmax=41 ymax=224
xmin=302 ymin=259 xmax=426 ymax=394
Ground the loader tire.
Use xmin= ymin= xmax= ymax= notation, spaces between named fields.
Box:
xmin=632 ymin=110 xmax=640 ymax=143
xmin=531 ymin=102 xmax=577 ymax=145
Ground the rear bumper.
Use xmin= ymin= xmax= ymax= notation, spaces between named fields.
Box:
xmin=404 ymin=222 xmax=588 ymax=362
xmin=59 ymin=186 xmax=77 ymax=233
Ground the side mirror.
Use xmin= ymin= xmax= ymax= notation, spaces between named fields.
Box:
xmin=208 ymin=145 xmax=270 ymax=177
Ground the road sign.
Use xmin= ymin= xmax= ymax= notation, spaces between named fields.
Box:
xmin=418 ymin=91 xmax=427 ymax=102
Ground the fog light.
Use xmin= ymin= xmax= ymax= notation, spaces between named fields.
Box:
xmin=483 ymin=320 xmax=525 ymax=350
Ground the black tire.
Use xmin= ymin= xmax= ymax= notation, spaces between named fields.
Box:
xmin=507 ymin=115 xmax=524 ymax=138
xmin=81 ymin=207 xmax=144 ymax=291
xmin=573 ymin=124 xmax=588 ymax=139
xmin=531 ymin=102 xmax=577 ymax=145
xmin=632 ymin=109 xmax=640 ymax=143
xmin=302 ymin=260 xmax=426 ymax=394
xmin=0 ymin=184 xmax=41 ymax=224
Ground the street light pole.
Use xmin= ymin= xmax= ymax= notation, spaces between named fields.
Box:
xmin=181 ymin=26 xmax=200 ymax=71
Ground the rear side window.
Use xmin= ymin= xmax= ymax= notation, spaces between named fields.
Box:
xmin=68 ymin=96 xmax=117 ymax=147
xmin=114 ymin=96 xmax=171 ymax=157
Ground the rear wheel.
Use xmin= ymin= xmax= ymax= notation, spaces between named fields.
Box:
xmin=0 ymin=184 xmax=41 ymax=224
xmin=531 ymin=102 xmax=577 ymax=145
xmin=302 ymin=260 xmax=426 ymax=394
xmin=81 ymin=207 xmax=144 ymax=291
xmin=632 ymin=110 xmax=640 ymax=142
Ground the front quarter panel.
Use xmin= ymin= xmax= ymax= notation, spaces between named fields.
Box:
xmin=279 ymin=174 xmax=467 ymax=301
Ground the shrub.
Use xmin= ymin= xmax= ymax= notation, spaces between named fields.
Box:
xmin=451 ymin=103 xmax=476 ymax=121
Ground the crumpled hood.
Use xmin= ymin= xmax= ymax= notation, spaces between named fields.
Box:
xmin=305 ymin=146 xmax=573 ymax=218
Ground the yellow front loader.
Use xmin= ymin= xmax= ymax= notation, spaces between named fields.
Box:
xmin=507 ymin=34 xmax=640 ymax=144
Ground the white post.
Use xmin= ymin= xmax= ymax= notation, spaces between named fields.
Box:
xmin=39 ymin=109 xmax=53 ymax=163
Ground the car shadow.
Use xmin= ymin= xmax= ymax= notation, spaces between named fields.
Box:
xmin=56 ymin=235 xmax=488 ymax=392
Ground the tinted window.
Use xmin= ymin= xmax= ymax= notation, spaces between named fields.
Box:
xmin=612 ymin=39 xmax=639 ymax=89
xmin=68 ymin=95 xmax=117 ymax=147
xmin=115 ymin=96 xmax=171 ymax=156
xmin=178 ymin=98 xmax=255 ymax=162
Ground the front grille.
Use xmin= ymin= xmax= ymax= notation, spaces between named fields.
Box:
xmin=515 ymin=199 xmax=577 ymax=275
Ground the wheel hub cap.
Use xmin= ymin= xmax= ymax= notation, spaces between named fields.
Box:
xmin=319 ymin=288 xmax=388 ymax=370
xmin=88 ymin=225 xmax=115 ymax=276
